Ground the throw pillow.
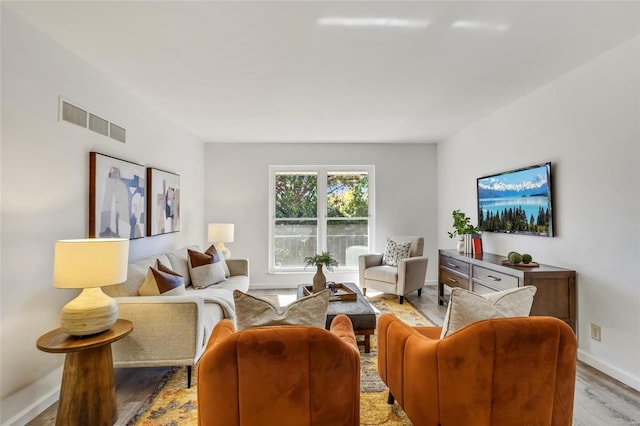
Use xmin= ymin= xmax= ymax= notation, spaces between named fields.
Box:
xmin=138 ymin=260 xmax=186 ymax=296
xmin=188 ymin=245 xmax=226 ymax=289
xmin=155 ymin=258 xmax=181 ymax=276
xmin=234 ymin=290 xmax=330 ymax=331
xmin=382 ymin=238 xmax=412 ymax=266
xmin=440 ymin=286 xmax=537 ymax=338
xmin=218 ymin=249 xmax=231 ymax=278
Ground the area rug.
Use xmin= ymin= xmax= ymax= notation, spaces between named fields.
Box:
xmin=128 ymin=294 xmax=432 ymax=426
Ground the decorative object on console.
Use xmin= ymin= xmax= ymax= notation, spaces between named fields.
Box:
xmin=447 ymin=209 xmax=479 ymax=253
xmin=471 ymin=234 xmax=483 ymax=255
xmin=90 ymin=152 xmax=145 ymax=239
xmin=53 ymin=238 xmax=129 ymax=336
xmin=208 ymin=223 xmax=234 ymax=257
xmin=440 ymin=286 xmax=537 ymax=338
xmin=233 ymin=289 xmax=330 ymax=330
xmin=503 ymin=251 xmax=537 ymax=266
xmin=147 ymin=167 xmax=180 ymax=236
xmin=477 ymin=162 xmax=553 ymax=237
xmin=304 ymin=251 xmax=339 ymax=293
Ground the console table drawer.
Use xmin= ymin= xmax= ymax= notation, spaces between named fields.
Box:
xmin=472 ymin=265 xmax=519 ymax=290
xmin=440 ymin=255 xmax=470 ymax=276
xmin=472 ymin=281 xmax=498 ymax=295
xmin=440 ymin=269 xmax=470 ymax=290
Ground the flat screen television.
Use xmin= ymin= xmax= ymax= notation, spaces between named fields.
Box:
xmin=477 ymin=162 xmax=553 ymax=237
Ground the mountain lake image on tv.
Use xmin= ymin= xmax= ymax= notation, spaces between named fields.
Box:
xmin=477 ymin=162 xmax=553 ymax=237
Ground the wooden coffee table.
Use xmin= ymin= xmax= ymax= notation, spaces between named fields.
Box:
xmin=297 ymin=282 xmax=376 ymax=353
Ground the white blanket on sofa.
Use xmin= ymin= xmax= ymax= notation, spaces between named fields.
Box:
xmin=198 ymin=287 xmax=236 ymax=323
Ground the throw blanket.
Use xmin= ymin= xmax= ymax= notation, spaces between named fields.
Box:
xmin=197 ymin=287 xmax=236 ymax=323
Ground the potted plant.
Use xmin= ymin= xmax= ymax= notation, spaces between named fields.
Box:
xmin=448 ymin=209 xmax=479 ymax=253
xmin=304 ymin=251 xmax=339 ymax=293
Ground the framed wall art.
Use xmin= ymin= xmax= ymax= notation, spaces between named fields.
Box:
xmin=147 ymin=167 xmax=180 ymax=236
xmin=90 ymin=152 xmax=146 ymax=239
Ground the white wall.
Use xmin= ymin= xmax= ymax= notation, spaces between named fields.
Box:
xmin=438 ymin=36 xmax=640 ymax=390
xmin=0 ymin=8 xmax=205 ymax=424
xmin=204 ymin=143 xmax=438 ymax=288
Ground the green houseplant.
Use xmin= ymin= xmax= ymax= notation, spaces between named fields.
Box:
xmin=448 ymin=209 xmax=479 ymax=253
xmin=304 ymin=251 xmax=339 ymax=293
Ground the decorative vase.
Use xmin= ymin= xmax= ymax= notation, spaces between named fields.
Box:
xmin=457 ymin=237 xmax=465 ymax=253
xmin=465 ymin=234 xmax=474 ymax=253
xmin=312 ymin=264 xmax=326 ymax=293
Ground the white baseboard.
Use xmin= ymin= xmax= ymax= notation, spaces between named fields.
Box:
xmin=578 ymin=349 xmax=640 ymax=392
xmin=1 ymin=366 xmax=62 ymax=426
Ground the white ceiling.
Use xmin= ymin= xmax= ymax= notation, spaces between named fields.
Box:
xmin=5 ymin=1 xmax=640 ymax=143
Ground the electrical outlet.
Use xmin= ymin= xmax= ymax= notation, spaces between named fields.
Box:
xmin=590 ymin=323 xmax=602 ymax=341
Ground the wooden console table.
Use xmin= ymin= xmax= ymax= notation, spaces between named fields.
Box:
xmin=36 ymin=319 xmax=133 ymax=426
xmin=438 ymin=249 xmax=576 ymax=332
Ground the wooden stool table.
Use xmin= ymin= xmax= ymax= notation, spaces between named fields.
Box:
xmin=36 ymin=319 xmax=133 ymax=426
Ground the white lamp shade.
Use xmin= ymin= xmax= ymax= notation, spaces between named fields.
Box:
xmin=53 ymin=238 xmax=129 ymax=289
xmin=208 ymin=223 xmax=234 ymax=243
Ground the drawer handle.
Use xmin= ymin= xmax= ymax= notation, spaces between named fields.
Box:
xmin=447 ymin=262 xmax=459 ymax=269
xmin=486 ymin=275 xmax=502 ymax=281
xmin=447 ymin=277 xmax=457 ymax=283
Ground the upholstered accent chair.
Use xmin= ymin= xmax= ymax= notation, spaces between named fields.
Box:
xmin=198 ymin=314 xmax=361 ymax=426
xmin=359 ymin=236 xmax=428 ymax=304
xmin=377 ymin=313 xmax=578 ymax=426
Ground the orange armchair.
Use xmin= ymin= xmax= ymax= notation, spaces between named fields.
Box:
xmin=198 ymin=314 xmax=360 ymax=426
xmin=377 ymin=313 xmax=577 ymax=426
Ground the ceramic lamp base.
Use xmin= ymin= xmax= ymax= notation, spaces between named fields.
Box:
xmin=60 ymin=287 xmax=118 ymax=336
xmin=216 ymin=242 xmax=231 ymax=258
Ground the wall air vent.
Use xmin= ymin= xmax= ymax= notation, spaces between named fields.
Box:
xmin=89 ymin=113 xmax=109 ymax=136
xmin=61 ymin=101 xmax=87 ymax=128
xmin=109 ymin=123 xmax=126 ymax=143
xmin=58 ymin=96 xmax=126 ymax=143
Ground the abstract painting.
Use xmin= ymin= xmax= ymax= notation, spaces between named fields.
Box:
xmin=90 ymin=152 xmax=146 ymax=239
xmin=147 ymin=167 xmax=180 ymax=236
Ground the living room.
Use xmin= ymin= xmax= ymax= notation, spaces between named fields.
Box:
xmin=1 ymin=1 xmax=639 ymax=425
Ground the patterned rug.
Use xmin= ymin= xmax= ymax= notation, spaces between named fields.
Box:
xmin=128 ymin=293 xmax=432 ymax=426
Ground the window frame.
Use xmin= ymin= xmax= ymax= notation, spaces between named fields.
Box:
xmin=268 ymin=165 xmax=375 ymax=273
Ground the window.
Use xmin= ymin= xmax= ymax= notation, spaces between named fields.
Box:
xmin=269 ymin=166 xmax=374 ymax=272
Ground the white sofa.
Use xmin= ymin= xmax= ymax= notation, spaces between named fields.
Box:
xmin=102 ymin=246 xmax=249 ymax=387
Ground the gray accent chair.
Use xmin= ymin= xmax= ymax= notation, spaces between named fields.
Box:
xmin=359 ymin=236 xmax=428 ymax=304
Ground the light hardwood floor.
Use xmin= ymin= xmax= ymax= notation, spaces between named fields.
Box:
xmin=29 ymin=285 xmax=640 ymax=426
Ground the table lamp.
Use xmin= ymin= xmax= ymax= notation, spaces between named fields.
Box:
xmin=53 ymin=238 xmax=129 ymax=336
xmin=208 ymin=223 xmax=234 ymax=258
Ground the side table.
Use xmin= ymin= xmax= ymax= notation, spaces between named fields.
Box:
xmin=36 ymin=319 xmax=133 ymax=426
